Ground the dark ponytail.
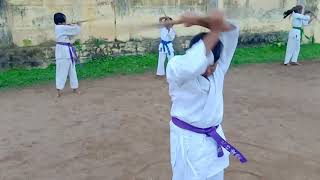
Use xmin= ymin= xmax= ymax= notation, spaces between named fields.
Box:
xmin=283 ymin=9 xmax=293 ymax=19
xmin=283 ymin=5 xmax=303 ymax=19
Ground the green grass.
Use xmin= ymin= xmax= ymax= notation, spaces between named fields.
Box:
xmin=77 ymin=55 xmax=157 ymax=79
xmin=233 ymin=43 xmax=320 ymax=65
xmin=1 ymin=44 xmax=320 ymax=89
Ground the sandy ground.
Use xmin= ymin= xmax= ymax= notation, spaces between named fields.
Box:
xmin=0 ymin=62 xmax=320 ymax=180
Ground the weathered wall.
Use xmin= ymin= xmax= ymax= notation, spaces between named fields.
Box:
xmin=0 ymin=0 xmax=12 ymax=47
xmin=1 ymin=0 xmax=319 ymax=46
xmin=0 ymin=0 xmax=320 ymax=69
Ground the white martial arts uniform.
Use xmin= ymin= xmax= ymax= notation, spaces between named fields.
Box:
xmin=166 ymin=22 xmax=239 ymax=180
xmin=55 ymin=25 xmax=81 ymax=90
xmin=157 ymin=26 xmax=176 ymax=76
xmin=284 ymin=12 xmax=311 ymax=65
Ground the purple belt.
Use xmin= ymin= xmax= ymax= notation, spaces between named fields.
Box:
xmin=171 ymin=117 xmax=247 ymax=163
xmin=56 ymin=42 xmax=79 ymax=63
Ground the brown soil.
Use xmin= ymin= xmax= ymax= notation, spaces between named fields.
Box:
xmin=0 ymin=62 xmax=319 ymax=180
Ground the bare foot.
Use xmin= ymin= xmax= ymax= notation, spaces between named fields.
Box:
xmin=57 ymin=90 xmax=62 ymax=97
xmin=73 ymin=89 xmax=81 ymax=95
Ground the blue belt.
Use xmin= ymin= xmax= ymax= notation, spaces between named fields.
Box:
xmin=56 ymin=42 xmax=79 ymax=64
xmin=161 ymin=40 xmax=172 ymax=55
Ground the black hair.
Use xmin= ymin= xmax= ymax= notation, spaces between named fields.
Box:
xmin=163 ymin=17 xmax=173 ymax=21
xmin=189 ymin=32 xmax=223 ymax=63
xmin=283 ymin=5 xmax=303 ymax=19
xmin=54 ymin=13 xmax=66 ymax=25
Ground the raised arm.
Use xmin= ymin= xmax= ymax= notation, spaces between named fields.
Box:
xmin=293 ymin=12 xmax=311 ymax=21
xmin=303 ymin=11 xmax=316 ymax=25
xmin=166 ymin=13 xmax=223 ymax=84
xmin=303 ymin=15 xmax=312 ymax=26
xmin=61 ymin=25 xmax=81 ymax=36
xmin=217 ymin=21 xmax=240 ymax=74
xmin=166 ymin=38 xmax=218 ymax=85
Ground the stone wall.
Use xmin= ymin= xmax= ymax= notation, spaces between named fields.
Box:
xmin=0 ymin=31 xmax=289 ymax=69
xmin=1 ymin=0 xmax=319 ymax=46
xmin=0 ymin=46 xmax=53 ymax=69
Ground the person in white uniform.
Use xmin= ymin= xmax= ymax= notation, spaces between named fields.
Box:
xmin=157 ymin=16 xmax=176 ymax=76
xmin=283 ymin=5 xmax=313 ymax=66
xmin=54 ymin=13 xmax=81 ymax=97
xmin=166 ymin=11 xmax=247 ymax=180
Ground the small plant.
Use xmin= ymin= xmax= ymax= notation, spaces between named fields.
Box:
xmin=272 ymin=41 xmax=286 ymax=48
xmin=74 ymin=39 xmax=82 ymax=52
xmin=23 ymin=39 xmax=32 ymax=47
xmin=86 ymin=37 xmax=107 ymax=47
xmin=74 ymin=39 xmax=81 ymax=46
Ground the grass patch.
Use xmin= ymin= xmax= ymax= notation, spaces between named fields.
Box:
xmin=77 ymin=55 xmax=157 ymax=80
xmin=233 ymin=43 xmax=320 ymax=65
xmin=1 ymin=44 xmax=320 ymax=89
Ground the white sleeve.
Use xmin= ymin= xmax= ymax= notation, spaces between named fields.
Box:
xmin=217 ymin=21 xmax=240 ymax=74
xmin=166 ymin=40 xmax=208 ymax=85
xmin=293 ymin=12 xmax=311 ymax=21
xmin=302 ymin=15 xmax=311 ymax=26
xmin=61 ymin=25 xmax=81 ymax=36
xmin=168 ymin=28 xmax=176 ymax=41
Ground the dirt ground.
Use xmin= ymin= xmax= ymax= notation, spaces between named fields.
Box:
xmin=0 ymin=62 xmax=319 ymax=180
